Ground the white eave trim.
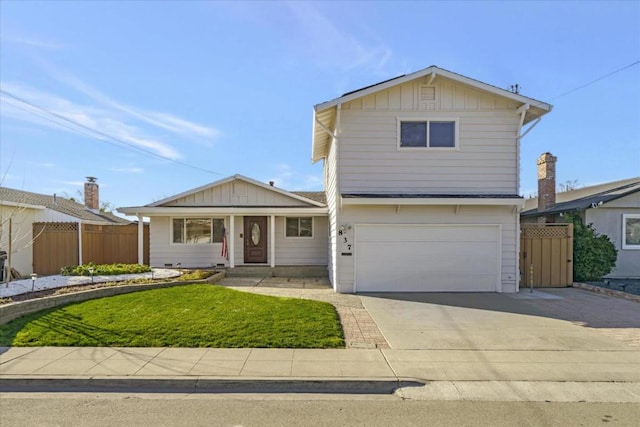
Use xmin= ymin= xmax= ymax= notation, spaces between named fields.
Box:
xmin=0 ymin=200 xmax=46 ymax=210
xmin=118 ymin=206 xmax=329 ymax=216
xmin=341 ymin=197 xmax=525 ymax=208
xmin=149 ymin=174 xmax=325 ymax=208
xmin=314 ymin=66 xmax=552 ymax=113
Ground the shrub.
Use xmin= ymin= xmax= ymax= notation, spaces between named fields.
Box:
xmin=61 ymin=263 xmax=152 ymax=276
xmin=178 ymin=270 xmax=213 ymax=281
xmin=565 ymin=213 xmax=617 ymax=281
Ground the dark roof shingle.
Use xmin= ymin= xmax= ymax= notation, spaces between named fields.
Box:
xmin=0 ymin=187 xmax=130 ymax=224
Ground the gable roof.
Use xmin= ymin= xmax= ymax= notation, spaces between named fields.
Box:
xmin=312 ymin=65 xmax=553 ymax=163
xmin=147 ymin=174 xmax=326 ymax=208
xmin=0 ymin=186 xmax=130 ymax=224
xmin=522 ymin=178 xmax=640 ymax=217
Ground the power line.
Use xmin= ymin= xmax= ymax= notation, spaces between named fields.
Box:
xmin=0 ymin=89 xmax=223 ymax=176
xmin=550 ymin=60 xmax=640 ymax=101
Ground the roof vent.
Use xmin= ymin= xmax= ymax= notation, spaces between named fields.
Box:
xmin=420 ymin=85 xmax=436 ymax=101
xmin=269 ymin=181 xmax=274 ymax=187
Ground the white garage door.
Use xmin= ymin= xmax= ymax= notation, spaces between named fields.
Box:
xmin=355 ymin=224 xmax=500 ymax=292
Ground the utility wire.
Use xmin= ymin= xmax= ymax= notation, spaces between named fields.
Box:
xmin=0 ymin=89 xmax=223 ymax=176
xmin=550 ymin=60 xmax=640 ymax=101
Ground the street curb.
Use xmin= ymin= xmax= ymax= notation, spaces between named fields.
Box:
xmin=573 ymin=282 xmax=640 ymax=303
xmin=0 ymin=376 xmax=424 ymax=394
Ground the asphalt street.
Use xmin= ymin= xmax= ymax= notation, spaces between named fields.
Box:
xmin=2 ymin=393 xmax=639 ymax=427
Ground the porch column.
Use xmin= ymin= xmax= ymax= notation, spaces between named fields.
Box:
xmin=137 ymin=214 xmax=144 ymax=265
xmin=229 ymin=215 xmax=235 ymax=268
xmin=270 ymin=215 xmax=275 ymax=268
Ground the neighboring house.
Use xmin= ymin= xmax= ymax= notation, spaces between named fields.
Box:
xmin=0 ymin=177 xmax=129 ymax=277
xmin=120 ymin=65 xmax=552 ymax=293
xmin=522 ymin=156 xmax=640 ymax=278
xmin=118 ymin=175 xmax=328 ymax=270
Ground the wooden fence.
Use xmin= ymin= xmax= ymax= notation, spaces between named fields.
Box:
xmin=32 ymin=222 xmax=149 ymax=275
xmin=520 ymin=223 xmax=573 ymax=288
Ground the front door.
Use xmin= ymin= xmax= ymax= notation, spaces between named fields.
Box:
xmin=244 ymin=216 xmax=267 ymax=263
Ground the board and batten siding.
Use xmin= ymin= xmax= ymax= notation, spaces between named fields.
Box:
xmin=150 ymin=216 xmax=225 ymax=268
xmin=162 ymin=180 xmax=310 ymax=207
xmin=334 ymin=205 xmax=519 ymax=293
xmin=338 ymin=77 xmax=521 ymax=195
xmin=150 ymin=215 xmax=328 ymax=268
xmin=325 ymin=137 xmax=339 ymax=287
xmin=273 ymin=216 xmax=328 ymax=265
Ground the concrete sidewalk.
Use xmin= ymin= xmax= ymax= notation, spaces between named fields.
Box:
xmin=2 ymin=346 xmax=639 ymax=402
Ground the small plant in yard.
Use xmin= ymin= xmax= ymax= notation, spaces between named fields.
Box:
xmin=0 ymin=285 xmax=345 ymax=348
xmin=565 ymin=213 xmax=617 ymax=281
xmin=178 ymin=269 xmax=213 ymax=281
xmin=61 ymin=262 xmax=152 ymax=276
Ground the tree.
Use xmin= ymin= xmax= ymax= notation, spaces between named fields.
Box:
xmin=564 ymin=213 xmax=617 ymax=281
xmin=558 ymin=179 xmax=581 ymax=192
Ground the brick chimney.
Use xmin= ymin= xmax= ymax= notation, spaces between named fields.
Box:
xmin=537 ymin=153 xmax=557 ymax=212
xmin=84 ymin=177 xmax=99 ymax=210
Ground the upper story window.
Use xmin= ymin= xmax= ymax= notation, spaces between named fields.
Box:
xmin=172 ymin=218 xmax=224 ymax=244
xmin=286 ymin=217 xmax=313 ymax=238
xmin=623 ymin=214 xmax=640 ymax=250
xmin=398 ymin=119 xmax=458 ymax=149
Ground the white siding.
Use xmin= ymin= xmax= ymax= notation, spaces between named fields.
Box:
xmin=150 ymin=215 xmax=327 ymax=268
xmin=326 ymin=131 xmax=339 ymax=289
xmin=273 ymin=216 xmax=327 ymax=265
xmin=338 ymin=77 xmax=520 ymax=195
xmin=335 ymin=205 xmax=519 ymax=293
xmin=149 ymin=217 xmax=224 ymax=268
xmin=0 ymin=206 xmax=37 ymax=276
xmin=164 ymin=181 xmax=310 ymax=207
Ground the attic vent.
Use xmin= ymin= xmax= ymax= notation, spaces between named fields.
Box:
xmin=420 ymin=86 xmax=436 ymax=101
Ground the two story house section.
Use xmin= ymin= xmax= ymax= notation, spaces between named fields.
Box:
xmin=312 ymin=66 xmax=552 ymax=293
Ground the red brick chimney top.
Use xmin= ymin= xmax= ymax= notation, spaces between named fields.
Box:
xmin=537 ymin=153 xmax=557 ymax=212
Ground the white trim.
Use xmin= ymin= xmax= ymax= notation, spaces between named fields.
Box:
xmin=622 ymin=213 xmax=640 ymax=250
xmin=170 ymin=217 xmax=225 ymax=245
xmin=314 ymin=66 xmax=552 ymax=113
xmin=0 ymin=200 xmax=46 ymax=210
xmin=119 ymin=206 xmax=328 ymax=216
xmin=137 ymin=215 xmax=144 ymax=265
xmin=229 ymin=215 xmax=235 ymax=268
xmin=270 ymin=215 xmax=275 ymax=268
xmin=148 ymin=174 xmax=325 ymax=208
xmin=353 ymin=223 xmax=502 ymax=293
xmin=396 ymin=117 xmax=459 ymax=150
xmin=283 ymin=216 xmax=315 ymax=239
xmin=341 ymin=197 xmax=525 ymax=208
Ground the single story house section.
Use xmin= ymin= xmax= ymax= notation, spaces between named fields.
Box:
xmin=118 ymin=175 xmax=329 ymax=270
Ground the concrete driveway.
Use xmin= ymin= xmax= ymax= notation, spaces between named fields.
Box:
xmin=359 ymin=288 xmax=640 ymax=350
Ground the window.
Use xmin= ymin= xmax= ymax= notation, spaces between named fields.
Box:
xmin=172 ymin=218 xmax=224 ymax=244
xmin=286 ymin=217 xmax=313 ymax=238
xmin=623 ymin=214 xmax=640 ymax=250
xmin=399 ymin=119 xmax=457 ymax=149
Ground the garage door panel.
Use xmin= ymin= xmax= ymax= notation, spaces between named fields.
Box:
xmin=355 ymin=224 xmax=499 ymax=292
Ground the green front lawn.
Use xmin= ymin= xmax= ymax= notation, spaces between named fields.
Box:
xmin=0 ymin=285 xmax=344 ymax=348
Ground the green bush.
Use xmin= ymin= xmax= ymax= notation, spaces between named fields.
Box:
xmin=61 ymin=262 xmax=152 ymax=276
xmin=565 ymin=213 xmax=617 ymax=281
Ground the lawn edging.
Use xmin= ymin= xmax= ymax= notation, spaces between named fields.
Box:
xmin=0 ymin=271 xmax=226 ymax=325
xmin=573 ymin=282 xmax=640 ymax=303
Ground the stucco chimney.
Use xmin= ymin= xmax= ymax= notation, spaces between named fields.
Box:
xmin=84 ymin=177 xmax=99 ymax=210
xmin=537 ymin=153 xmax=557 ymax=212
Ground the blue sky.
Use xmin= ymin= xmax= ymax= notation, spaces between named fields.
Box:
xmin=1 ymin=1 xmax=638 ymax=213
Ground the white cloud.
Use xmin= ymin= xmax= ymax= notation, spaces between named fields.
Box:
xmin=283 ymin=2 xmax=393 ymax=73
xmin=1 ymin=35 xmax=68 ymax=50
xmin=0 ymin=82 xmax=181 ymax=160
xmin=111 ymin=165 xmax=144 ymax=174
xmin=43 ymin=67 xmax=220 ymax=144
